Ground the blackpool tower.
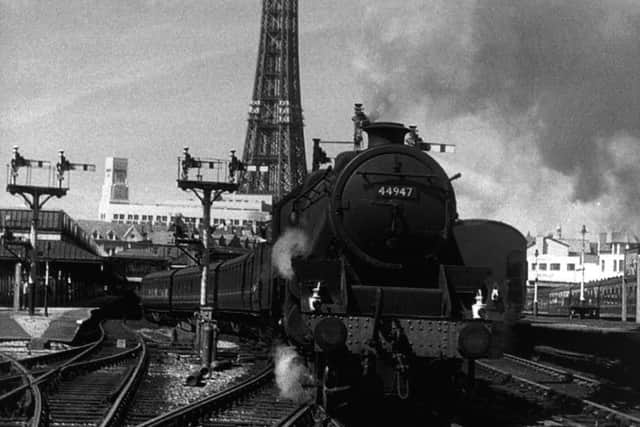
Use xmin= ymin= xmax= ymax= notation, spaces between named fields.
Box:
xmin=241 ymin=0 xmax=307 ymax=201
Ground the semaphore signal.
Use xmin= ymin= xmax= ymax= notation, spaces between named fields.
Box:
xmin=5 ymin=146 xmax=95 ymax=316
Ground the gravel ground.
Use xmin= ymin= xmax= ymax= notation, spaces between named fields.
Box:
xmin=126 ymin=320 xmax=255 ymax=416
xmin=145 ymin=347 xmax=250 ymax=412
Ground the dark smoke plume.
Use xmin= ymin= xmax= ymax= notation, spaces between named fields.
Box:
xmin=358 ymin=0 xmax=640 ymax=204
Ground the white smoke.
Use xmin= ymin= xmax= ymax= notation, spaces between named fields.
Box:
xmin=273 ymin=345 xmax=313 ymax=403
xmin=355 ymin=0 xmax=640 ymax=234
xmin=271 ymin=228 xmax=311 ymax=280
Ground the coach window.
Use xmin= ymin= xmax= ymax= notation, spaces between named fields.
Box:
xmin=567 ymin=263 xmax=575 ymax=271
xmin=531 ymin=263 xmax=536 ymax=271
xmin=538 ymin=263 xmax=547 ymax=271
xmin=550 ymin=263 xmax=560 ymax=271
xmin=601 ymin=260 xmax=605 ymax=271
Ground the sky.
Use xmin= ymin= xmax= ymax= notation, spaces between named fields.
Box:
xmin=2 ymin=0 xmax=640 ymax=239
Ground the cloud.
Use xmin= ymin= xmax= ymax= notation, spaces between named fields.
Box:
xmin=355 ymin=0 xmax=640 ymax=234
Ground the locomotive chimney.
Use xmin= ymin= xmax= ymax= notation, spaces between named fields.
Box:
xmin=363 ymin=122 xmax=410 ymax=147
xmin=352 ymin=103 xmax=370 ymax=150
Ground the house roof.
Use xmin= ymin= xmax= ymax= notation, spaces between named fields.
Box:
xmin=0 ymin=240 xmax=102 ymax=263
xmin=77 ymin=220 xmax=134 ymax=240
xmin=111 ymin=248 xmax=167 ymax=260
xmin=77 ymin=220 xmax=171 ymax=242
xmin=545 ymin=237 xmax=569 ymax=247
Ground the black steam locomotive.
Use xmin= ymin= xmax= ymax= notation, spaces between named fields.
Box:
xmin=139 ymin=109 xmax=526 ymax=415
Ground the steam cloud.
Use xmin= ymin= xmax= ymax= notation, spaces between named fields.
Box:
xmin=273 ymin=345 xmax=313 ymax=402
xmin=271 ymin=228 xmax=311 ymax=280
xmin=356 ymin=0 xmax=640 ymax=232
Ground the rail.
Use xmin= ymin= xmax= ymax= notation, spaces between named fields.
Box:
xmin=503 ymin=353 xmax=600 ymax=388
xmin=0 ymin=352 xmax=44 ymax=427
xmin=0 ymin=323 xmax=105 ymax=407
xmin=99 ymin=325 xmax=149 ymax=427
xmin=477 ymin=355 xmax=640 ymax=426
xmin=275 ymin=403 xmax=316 ymax=427
xmin=137 ymin=363 xmax=274 ymax=427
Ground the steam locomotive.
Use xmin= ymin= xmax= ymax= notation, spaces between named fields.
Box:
xmin=139 ymin=107 xmax=526 ymax=416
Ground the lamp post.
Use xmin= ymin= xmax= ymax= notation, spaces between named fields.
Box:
xmin=580 ymin=225 xmax=587 ymax=303
xmin=533 ymin=249 xmax=539 ymax=317
xmin=622 ymin=244 xmax=629 ymax=322
xmin=43 ymin=241 xmax=51 ymax=317
xmin=624 ymin=243 xmax=640 ymax=324
xmin=636 ymin=251 xmax=640 ymax=324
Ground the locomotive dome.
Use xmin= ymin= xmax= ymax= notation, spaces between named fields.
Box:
xmin=328 ymin=122 xmax=458 ymax=268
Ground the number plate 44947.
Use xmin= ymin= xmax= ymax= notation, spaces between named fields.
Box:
xmin=376 ymin=185 xmax=416 ymax=199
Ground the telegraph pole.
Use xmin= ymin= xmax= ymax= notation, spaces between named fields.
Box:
xmin=636 ymin=251 xmax=640 ymax=324
xmin=533 ymin=249 xmax=539 ymax=316
xmin=5 ymin=146 xmax=94 ymax=316
xmin=622 ymin=244 xmax=629 ymax=322
xmin=579 ymin=225 xmax=587 ymax=303
xmin=625 ymin=242 xmax=640 ymax=324
xmin=176 ymin=147 xmax=239 ymax=370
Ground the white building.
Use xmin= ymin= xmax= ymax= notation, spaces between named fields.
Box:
xmin=527 ymin=227 xmax=640 ymax=287
xmin=98 ymin=157 xmax=271 ymax=229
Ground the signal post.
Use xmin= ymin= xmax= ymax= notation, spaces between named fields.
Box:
xmin=176 ymin=148 xmax=241 ymax=370
xmin=5 ymin=147 xmax=94 ymax=316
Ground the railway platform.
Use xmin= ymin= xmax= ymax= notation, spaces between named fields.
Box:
xmin=524 ymin=315 xmax=640 ymax=333
xmin=516 ymin=316 xmax=640 ymax=386
xmin=0 ymin=307 xmax=95 ymax=345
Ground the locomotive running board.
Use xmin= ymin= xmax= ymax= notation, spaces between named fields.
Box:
xmin=347 ymin=286 xmax=444 ymax=317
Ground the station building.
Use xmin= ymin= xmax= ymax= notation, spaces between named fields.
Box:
xmin=526 ymin=227 xmax=640 ymax=309
xmin=0 ymin=209 xmax=105 ymax=307
xmin=97 ymin=157 xmax=271 ymax=230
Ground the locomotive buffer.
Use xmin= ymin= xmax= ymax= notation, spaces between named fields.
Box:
xmin=176 ymin=147 xmax=240 ymax=370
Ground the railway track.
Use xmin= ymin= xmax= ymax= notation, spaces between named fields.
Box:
xmin=476 ymin=353 xmax=640 ymax=426
xmin=121 ymin=340 xmax=211 ymax=426
xmin=136 ymin=363 xmax=315 ymax=427
xmin=44 ymin=320 xmax=147 ymax=427
xmin=0 ymin=324 xmax=106 ymax=426
xmin=121 ymin=329 xmax=280 ymax=426
xmin=0 ymin=352 xmax=42 ymax=426
xmin=3 ymin=318 xmax=344 ymax=427
xmin=0 ymin=320 xmax=149 ymax=427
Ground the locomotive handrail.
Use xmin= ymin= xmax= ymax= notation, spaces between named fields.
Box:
xmin=356 ymin=171 xmax=439 ymax=179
